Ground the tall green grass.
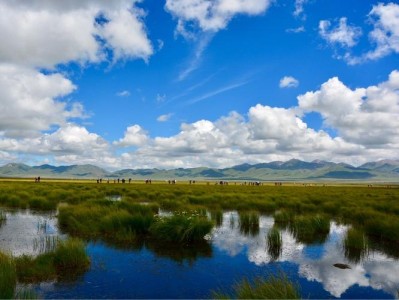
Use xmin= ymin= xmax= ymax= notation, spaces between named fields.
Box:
xmin=0 ymin=251 xmax=16 ymax=299
xmin=53 ymin=238 xmax=90 ymax=280
xmin=15 ymin=238 xmax=90 ymax=283
xmin=0 ymin=181 xmax=399 ymax=255
xmin=213 ymin=272 xmax=301 ymax=299
xmin=150 ymin=212 xmax=214 ymax=243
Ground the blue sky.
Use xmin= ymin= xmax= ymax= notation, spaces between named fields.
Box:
xmin=0 ymin=0 xmax=398 ymax=169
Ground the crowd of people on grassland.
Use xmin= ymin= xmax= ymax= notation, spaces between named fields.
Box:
xmin=90 ymin=178 xmax=285 ymax=186
xmin=31 ymin=177 xmax=395 ymax=188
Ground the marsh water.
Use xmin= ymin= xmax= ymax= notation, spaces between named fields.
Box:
xmin=1 ymin=209 xmax=398 ymax=299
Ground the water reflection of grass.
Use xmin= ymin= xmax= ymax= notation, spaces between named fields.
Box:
xmin=0 ymin=211 xmax=5 ymax=226
xmin=267 ymin=227 xmax=282 ymax=261
xmin=33 ymin=236 xmax=59 ymax=254
xmin=289 ymin=215 xmax=330 ymax=245
xmin=343 ymin=228 xmax=369 ymax=263
xmin=210 ymin=210 xmax=223 ymax=227
xmin=213 ymin=272 xmax=300 ymax=299
xmin=239 ymin=211 xmax=260 ymax=236
xmin=274 ymin=212 xmax=330 ymax=245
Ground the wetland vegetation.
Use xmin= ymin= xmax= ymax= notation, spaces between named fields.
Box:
xmin=0 ymin=180 xmax=398 ymax=298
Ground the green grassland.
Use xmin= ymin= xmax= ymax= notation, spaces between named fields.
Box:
xmin=0 ymin=180 xmax=398 ymax=255
xmin=1 ymin=180 xmax=399 ymax=298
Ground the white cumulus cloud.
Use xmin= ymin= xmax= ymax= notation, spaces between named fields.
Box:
xmin=0 ymin=64 xmax=80 ymax=137
xmin=362 ymin=2 xmax=399 ymax=61
xmin=319 ymin=17 xmax=362 ymax=48
xmin=165 ymin=0 xmax=271 ymax=35
xmin=0 ymin=0 xmax=152 ymax=68
xmin=279 ymin=76 xmax=299 ymax=88
xmin=114 ymin=125 xmax=149 ymax=147
xmin=298 ymin=70 xmax=399 ymax=146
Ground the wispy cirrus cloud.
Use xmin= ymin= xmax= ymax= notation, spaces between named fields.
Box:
xmin=166 ymin=0 xmax=272 ymax=81
xmin=177 ymin=32 xmax=214 ymax=81
xmin=319 ymin=17 xmax=362 ymax=48
xmin=186 ymin=80 xmax=249 ymax=105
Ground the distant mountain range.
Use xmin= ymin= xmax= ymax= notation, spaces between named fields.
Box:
xmin=1 ymin=159 xmax=399 ymax=181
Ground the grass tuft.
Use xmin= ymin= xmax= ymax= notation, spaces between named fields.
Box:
xmin=213 ymin=272 xmax=301 ymax=299
xmin=150 ymin=212 xmax=214 ymax=243
xmin=53 ymin=238 xmax=90 ymax=276
xmin=0 ymin=251 xmax=16 ymax=299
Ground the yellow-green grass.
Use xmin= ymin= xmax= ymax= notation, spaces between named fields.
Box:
xmin=149 ymin=212 xmax=214 ymax=243
xmin=212 ymin=272 xmax=301 ymax=299
xmin=0 ymin=181 xmax=398 ymax=249
xmin=14 ymin=238 xmax=90 ymax=283
xmin=0 ymin=251 xmax=16 ymax=299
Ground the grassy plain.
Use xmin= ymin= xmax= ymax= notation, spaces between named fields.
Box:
xmin=0 ymin=180 xmax=398 ymax=253
xmin=0 ymin=180 xmax=398 ymax=298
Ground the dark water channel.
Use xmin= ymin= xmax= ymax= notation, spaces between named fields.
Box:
xmin=0 ymin=209 xmax=398 ymax=299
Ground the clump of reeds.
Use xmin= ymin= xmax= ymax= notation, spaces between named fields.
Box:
xmin=149 ymin=212 xmax=214 ymax=243
xmin=213 ymin=272 xmax=301 ymax=299
xmin=15 ymin=238 xmax=90 ymax=283
xmin=273 ymin=210 xmax=294 ymax=226
xmin=15 ymin=253 xmax=55 ymax=283
xmin=53 ymin=238 xmax=90 ymax=275
xmin=289 ymin=215 xmax=330 ymax=244
xmin=267 ymin=227 xmax=282 ymax=261
xmin=239 ymin=211 xmax=260 ymax=236
xmin=0 ymin=251 xmax=16 ymax=299
xmin=343 ymin=227 xmax=369 ymax=263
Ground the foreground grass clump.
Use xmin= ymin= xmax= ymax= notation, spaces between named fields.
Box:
xmin=15 ymin=238 xmax=90 ymax=283
xmin=53 ymin=238 xmax=90 ymax=276
xmin=150 ymin=212 xmax=214 ymax=243
xmin=0 ymin=252 xmax=16 ymax=299
xmin=58 ymin=201 xmax=156 ymax=244
xmin=213 ymin=272 xmax=301 ymax=299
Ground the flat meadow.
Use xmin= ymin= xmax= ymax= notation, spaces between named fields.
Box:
xmin=0 ymin=179 xmax=398 ymax=298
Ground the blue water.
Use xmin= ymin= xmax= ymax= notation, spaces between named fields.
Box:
xmin=2 ymin=210 xmax=397 ymax=299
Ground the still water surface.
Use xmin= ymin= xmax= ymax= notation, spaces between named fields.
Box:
xmin=0 ymin=209 xmax=397 ymax=298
